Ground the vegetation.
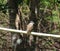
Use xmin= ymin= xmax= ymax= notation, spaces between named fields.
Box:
xmin=0 ymin=0 xmax=60 ymax=51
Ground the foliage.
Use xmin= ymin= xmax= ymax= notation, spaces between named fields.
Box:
xmin=0 ymin=0 xmax=8 ymax=14
xmin=0 ymin=0 xmax=7 ymax=5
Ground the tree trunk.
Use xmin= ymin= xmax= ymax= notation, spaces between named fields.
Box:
xmin=29 ymin=0 xmax=38 ymax=32
xmin=8 ymin=0 xmax=18 ymax=51
xmin=29 ymin=0 xmax=40 ymax=51
xmin=8 ymin=0 xmax=18 ymax=29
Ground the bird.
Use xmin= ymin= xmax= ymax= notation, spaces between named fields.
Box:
xmin=27 ymin=21 xmax=34 ymax=35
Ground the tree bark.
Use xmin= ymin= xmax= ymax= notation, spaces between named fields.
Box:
xmin=8 ymin=0 xmax=18 ymax=29
xmin=8 ymin=0 xmax=18 ymax=51
xmin=29 ymin=0 xmax=40 ymax=51
xmin=29 ymin=0 xmax=39 ymax=32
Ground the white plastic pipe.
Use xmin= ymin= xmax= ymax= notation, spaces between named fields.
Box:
xmin=0 ymin=27 xmax=60 ymax=38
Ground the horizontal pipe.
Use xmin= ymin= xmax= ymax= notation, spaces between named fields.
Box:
xmin=0 ymin=27 xmax=60 ymax=38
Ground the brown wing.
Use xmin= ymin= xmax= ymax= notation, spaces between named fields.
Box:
xmin=27 ymin=22 xmax=34 ymax=34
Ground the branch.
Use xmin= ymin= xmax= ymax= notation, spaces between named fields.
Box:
xmin=0 ymin=27 xmax=60 ymax=38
